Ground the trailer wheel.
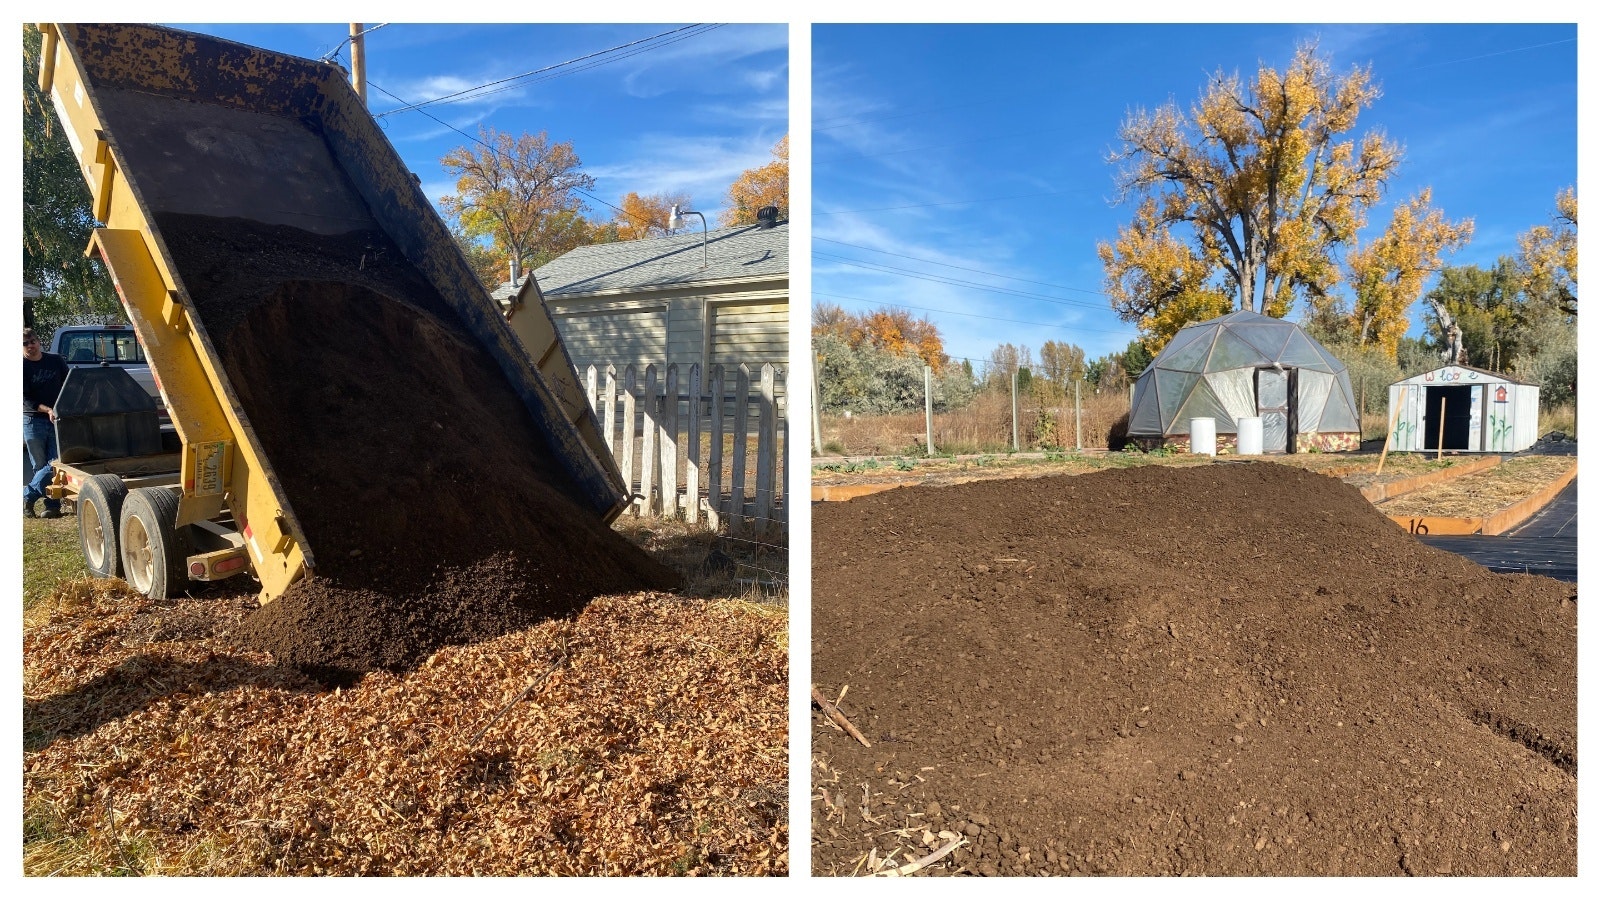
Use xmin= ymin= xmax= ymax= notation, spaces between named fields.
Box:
xmin=78 ymin=474 xmax=129 ymax=578
xmin=119 ymin=487 xmax=190 ymax=600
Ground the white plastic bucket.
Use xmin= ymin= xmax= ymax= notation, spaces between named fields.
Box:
xmin=1190 ymin=417 xmax=1217 ymax=456
xmin=1237 ymin=417 xmax=1263 ymax=455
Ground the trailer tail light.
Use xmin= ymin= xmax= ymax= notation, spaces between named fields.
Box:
xmin=187 ymin=546 xmax=250 ymax=581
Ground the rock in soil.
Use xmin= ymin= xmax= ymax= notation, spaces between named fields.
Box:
xmin=157 ymin=213 xmax=677 ymax=678
xmin=812 ymin=463 xmax=1575 ymax=876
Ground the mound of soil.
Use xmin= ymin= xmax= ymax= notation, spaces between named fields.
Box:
xmin=156 ymin=214 xmax=677 ymax=677
xmin=812 ymin=463 xmax=1576 ymax=876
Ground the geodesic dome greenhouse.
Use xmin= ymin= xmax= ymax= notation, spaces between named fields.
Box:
xmin=1127 ymin=310 xmax=1361 ymax=454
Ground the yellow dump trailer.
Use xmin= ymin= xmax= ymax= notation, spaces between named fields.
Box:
xmin=37 ymin=22 xmax=629 ymax=603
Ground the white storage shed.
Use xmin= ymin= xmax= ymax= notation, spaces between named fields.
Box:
xmin=1388 ymin=365 xmax=1540 ymax=453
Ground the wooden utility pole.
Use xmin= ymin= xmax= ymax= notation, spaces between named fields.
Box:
xmin=350 ymin=24 xmax=367 ymax=107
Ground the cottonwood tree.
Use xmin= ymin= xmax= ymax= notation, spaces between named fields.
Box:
xmin=1517 ymin=186 xmax=1577 ymax=316
xmin=1419 ymin=261 xmax=1523 ymax=371
xmin=440 ymin=127 xmax=595 ymax=277
xmin=22 ymin=24 xmax=119 ymax=333
xmin=811 ymin=302 xmax=945 ymax=370
xmin=811 ymin=302 xmax=969 ymax=414
xmin=610 ymin=191 xmax=693 ymax=241
xmin=1099 ymin=44 xmax=1403 ymax=351
xmin=1342 ymin=189 xmax=1473 ymax=357
xmin=1038 ymin=340 xmax=1087 ymax=388
xmin=721 ymin=134 xmax=788 ymax=226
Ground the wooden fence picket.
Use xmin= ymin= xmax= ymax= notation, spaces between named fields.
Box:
xmin=755 ymin=363 xmax=776 ymax=527
xmin=639 ymin=364 xmax=658 ymax=516
xmin=661 ymin=364 xmax=679 ymax=518
xmin=577 ymin=359 xmax=782 ymax=533
xmin=602 ymin=365 xmax=617 ymax=455
xmin=585 ymin=365 xmax=598 ymax=423
xmin=686 ymin=363 xmax=702 ymax=525
xmin=708 ymin=365 xmax=725 ymax=528
xmin=620 ymin=365 xmax=637 ymax=512
xmin=730 ymin=363 xmax=752 ymax=525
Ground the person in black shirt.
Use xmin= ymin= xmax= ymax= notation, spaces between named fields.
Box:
xmin=23 ymin=328 xmax=67 ymax=518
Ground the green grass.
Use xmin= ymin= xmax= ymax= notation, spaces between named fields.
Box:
xmin=22 ymin=516 xmax=87 ymax=614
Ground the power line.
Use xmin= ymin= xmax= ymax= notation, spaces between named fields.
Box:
xmin=367 ymin=81 xmax=661 ymax=231
xmin=369 ymin=82 xmax=662 ymax=237
xmin=814 ymin=251 xmax=1106 ymax=310
xmin=423 ymin=26 xmax=725 ymax=110
xmin=373 ymin=24 xmax=720 ymax=119
xmin=814 ymin=291 xmax=1137 ymax=338
xmin=319 ymin=22 xmax=390 ymax=64
xmin=815 ymin=237 xmax=1108 ymax=296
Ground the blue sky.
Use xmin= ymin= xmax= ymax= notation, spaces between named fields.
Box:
xmin=171 ymin=23 xmax=789 ymax=243
xmin=813 ymin=23 xmax=1578 ymax=371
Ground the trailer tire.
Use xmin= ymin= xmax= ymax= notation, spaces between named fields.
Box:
xmin=78 ymin=474 xmax=128 ymax=578
xmin=119 ymin=487 xmax=190 ymax=600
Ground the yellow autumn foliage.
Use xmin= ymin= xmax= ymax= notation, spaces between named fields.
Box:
xmin=1099 ymin=44 xmax=1402 ymax=349
xmin=721 ymin=135 xmax=788 ymax=227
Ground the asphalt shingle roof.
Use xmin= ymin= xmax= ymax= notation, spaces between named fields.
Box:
xmin=512 ymin=221 xmax=788 ymax=300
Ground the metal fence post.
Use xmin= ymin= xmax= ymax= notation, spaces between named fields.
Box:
xmin=1075 ymin=378 xmax=1082 ymax=451
xmin=812 ymin=352 xmax=824 ymax=455
xmin=1011 ymin=369 xmax=1020 ymax=452
xmin=924 ymin=365 xmax=935 ymax=455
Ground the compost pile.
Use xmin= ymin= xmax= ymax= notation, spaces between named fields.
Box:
xmin=155 ymin=214 xmax=677 ymax=677
xmin=23 ymin=581 xmax=787 ymax=875
xmin=812 ymin=463 xmax=1576 ymax=876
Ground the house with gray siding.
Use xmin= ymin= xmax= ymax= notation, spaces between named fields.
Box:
xmin=497 ymin=219 xmax=788 ymax=385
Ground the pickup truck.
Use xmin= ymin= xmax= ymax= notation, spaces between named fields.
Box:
xmin=49 ymin=323 xmax=169 ymax=424
xmin=49 ymin=323 xmax=160 ymax=400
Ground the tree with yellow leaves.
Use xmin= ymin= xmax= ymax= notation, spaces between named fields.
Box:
xmin=610 ymin=190 xmax=693 ymax=241
xmin=440 ymin=127 xmax=595 ymax=276
xmin=1099 ymin=44 xmax=1402 ymax=353
xmin=1517 ymin=186 xmax=1577 ymax=316
xmin=1341 ymin=189 xmax=1473 ymax=358
xmin=721 ymin=134 xmax=788 ymax=226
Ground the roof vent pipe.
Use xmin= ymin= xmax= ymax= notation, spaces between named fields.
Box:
xmin=757 ymin=206 xmax=780 ymax=228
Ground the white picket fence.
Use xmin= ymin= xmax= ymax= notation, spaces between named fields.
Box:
xmin=583 ymin=362 xmax=786 ymax=534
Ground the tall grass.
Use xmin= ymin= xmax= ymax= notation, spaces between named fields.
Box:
xmin=818 ymin=389 xmax=1130 ymax=457
xmin=1540 ymin=402 xmax=1576 ymax=438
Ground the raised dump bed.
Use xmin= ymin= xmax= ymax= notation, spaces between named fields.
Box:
xmin=38 ymin=23 xmax=631 ymax=603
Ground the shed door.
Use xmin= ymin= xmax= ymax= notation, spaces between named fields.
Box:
xmin=1423 ymin=385 xmax=1473 ymax=451
xmin=1256 ymin=368 xmax=1293 ymax=454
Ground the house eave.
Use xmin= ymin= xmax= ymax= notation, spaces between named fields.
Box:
xmin=536 ymin=273 xmax=789 ymax=304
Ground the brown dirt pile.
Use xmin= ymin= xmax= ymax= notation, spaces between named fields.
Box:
xmin=24 ymin=583 xmax=787 ymax=875
xmin=812 ymin=462 xmax=1576 ymax=876
xmin=154 ymin=214 xmax=676 ymax=676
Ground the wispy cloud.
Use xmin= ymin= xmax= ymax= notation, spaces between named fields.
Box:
xmin=585 ymin=131 xmax=781 ymax=216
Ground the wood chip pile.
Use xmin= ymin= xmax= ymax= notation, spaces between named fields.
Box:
xmin=24 ymin=582 xmax=787 ymax=875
